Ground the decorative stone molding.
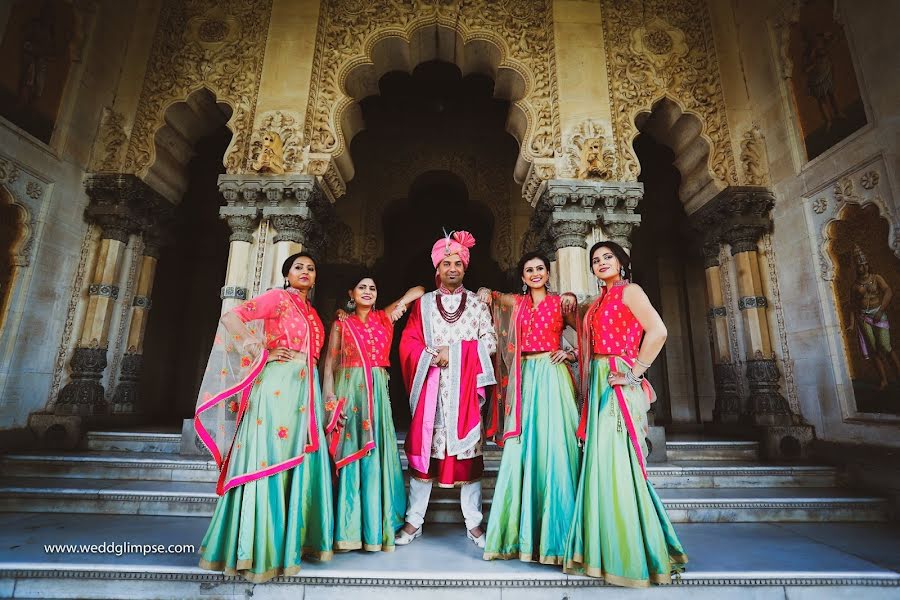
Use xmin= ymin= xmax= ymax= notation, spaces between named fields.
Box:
xmin=690 ymin=186 xmax=775 ymax=251
xmin=602 ymin=0 xmax=737 ymax=185
xmin=738 ymin=296 xmax=768 ymax=310
xmin=0 ymin=154 xmax=48 ymax=268
xmin=54 ymin=347 xmax=108 ymax=417
xmin=708 ymin=306 xmax=727 ymax=318
xmin=248 ymin=111 xmax=308 ymax=175
xmin=740 ymin=125 xmax=769 ymax=186
xmin=220 ymin=286 xmax=248 ymax=301
xmin=111 ymin=353 xmax=143 ymax=415
xmin=89 ymin=107 xmax=129 ymax=173
xmin=702 ymin=242 xmax=721 ymax=268
xmin=87 ymin=284 xmax=119 ymax=300
xmin=559 ymin=119 xmax=617 ymax=181
xmin=712 ymin=362 xmax=741 ymax=422
xmin=221 ymin=213 xmax=258 ymax=243
xmin=527 ymin=178 xmax=645 ymax=254
xmin=549 ymin=220 xmax=592 ymax=250
xmin=304 ymin=0 xmax=561 ymax=198
xmin=270 ymin=214 xmax=312 ymax=245
xmin=83 ymin=174 xmax=174 ymax=241
xmin=745 ymin=356 xmax=792 ymax=424
xmin=808 ymin=158 xmax=898 ymax=281
xmin=123 ymin=0 xmax=273 ymax=176
xmin=132 ymin=296 xmax=153 ymax=310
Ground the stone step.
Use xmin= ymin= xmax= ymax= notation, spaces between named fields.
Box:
xmin=0 ymin=478 xmax=888 ymax=523
xmin=666 ymin=439 xmax=760 ymax=461
xmin=86 ymin=430 xmax=762 ymax=462
xmin=0 ymin=451 xmax=841 ymax=489
xmin=86 ymin=431 xmax=181 ymax=454
xmin=1 ymin=514 xmax=898 ymax=599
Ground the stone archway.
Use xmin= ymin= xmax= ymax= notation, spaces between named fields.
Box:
xmin=0 ymin=186 xmax=26 ymax=334
xmin=303 ymin=0 xmax=561 ymax=201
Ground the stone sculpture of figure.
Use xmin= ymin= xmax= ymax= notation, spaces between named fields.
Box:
xmin=847 ymin=245 xmax=900 ymax=391
xmin=578 ymin=136 xmax=614 ymax=180
xmin=251 ymin=130 xmax=286 ymax=175
xmin=802 ymin=31 xmax=845 ymax=130
xmin=18 ymin=3 xmax=60 ymax=108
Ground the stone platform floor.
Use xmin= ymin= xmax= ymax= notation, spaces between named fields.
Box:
xmin=0 ymin=512 xmax=897 ymax=598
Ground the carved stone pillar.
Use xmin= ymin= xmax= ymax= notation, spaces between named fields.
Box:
xmin=111 ymin=225 xmax=171 ymax=416
xmin=219 ymin=208 xmax=260 ymax=312
xmin=531 ymin=179 xmax=644 ymax=297
xmin=700 ymin=241 xmax=740 ymax=423
xmin=693 ymin=187 xmax=791 ymax=426
xmin=56 ymin=175 xmax=164 ymax=417
xmin=219 ymin=175 xmax=331 ymax=294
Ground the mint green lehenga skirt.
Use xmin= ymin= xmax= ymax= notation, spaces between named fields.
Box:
xmin=333 ymin=367 xmax=406 ymax=552
xmin=199 ymin=362 xmax=334 ymax=583
xmin=564 ymin=357 xmax=687 ymax=587
xmin=484 ymin=354 xmax=581 ymax=564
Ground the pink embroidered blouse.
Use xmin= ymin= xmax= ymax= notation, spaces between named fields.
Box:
xmin=231 ymin=289 xmax=325 ymax=361
xmin=590 ymin=283 xmax=643 ymax=359
xmin=520 ymin=294 xmax=564 ymax=352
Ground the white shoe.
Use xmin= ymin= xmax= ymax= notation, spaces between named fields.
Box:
xmin=466 ymin=528 xmax=485 ymax=549
xmin=395 ymin=526 xmax=423 ymax=546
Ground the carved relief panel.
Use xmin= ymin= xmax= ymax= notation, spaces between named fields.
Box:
xmin=808 ymin=156 xmax=900 ymax=419
xmin=303 ymin=0 xmax=561 ymax=198
xmin=601 ymin=0 xmax=737 ymax=186
xmin=122 ymin=0 xmax=273 ymax=178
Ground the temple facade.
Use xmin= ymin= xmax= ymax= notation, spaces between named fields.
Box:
xmin=0 ymin=0 xmax=898 ymax=460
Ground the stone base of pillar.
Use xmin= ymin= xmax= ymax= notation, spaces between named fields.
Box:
xmin=180 ymin=417 xmax=236 ymax=456
xmin=744 ymin=358 xmax=793 ymax=426
xmin=111 ymin=353 xmax=143 ymax=415
xmin=54 ymin=347 xmax=108 ymax=417
xmin=758 ymin=424 xmax=815 ymax=460
xmin=646 ymin=425 xmax=668 ymax=463
xmin=712 ymin=362 xmax=741 ymax=424
xmin=28 ymin=412 xmax=83 ymax=450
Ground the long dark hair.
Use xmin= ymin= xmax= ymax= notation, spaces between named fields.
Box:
xmin=281 ymin=251 xmax=318 ymax=288
xmin=588 ymin=240 xmax=631 ymax=281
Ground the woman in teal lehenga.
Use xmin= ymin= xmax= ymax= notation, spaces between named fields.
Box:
xmin=564 ymin=241 xmax=687 ymax=587
xmin=322 ymin=272 xmax=424 ymax=552
xmin=195 ymin=252 xmax=334 ymax=583
xmin=479 ymin=252 xmax=580 ymax=564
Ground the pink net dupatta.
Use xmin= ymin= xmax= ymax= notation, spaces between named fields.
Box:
xmin=322 ymin=317 xmax=377 ymax=470
xmin=194 ymin=311 xmax=267 ymax=495
xmin=486 ymin=296 xmax=524 ymax=446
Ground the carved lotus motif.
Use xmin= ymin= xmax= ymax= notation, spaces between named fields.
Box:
xmin=860 ymin=170 xmax=880 ymax=190
xmin=812 ymin=197 xmax=828 ymax=214
xmin=630 ymin=17 xmax=688 ymax=66
xmin=187 ymin=14 xmax=240 ymax=47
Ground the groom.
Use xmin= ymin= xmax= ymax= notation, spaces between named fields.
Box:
xmin=395 ymin=230 xmax=497 ymax=548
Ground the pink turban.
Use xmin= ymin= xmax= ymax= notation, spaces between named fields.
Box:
xmin=431 ymin=230 xmax=476 ymax=269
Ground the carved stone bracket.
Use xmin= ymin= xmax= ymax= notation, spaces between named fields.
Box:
xmin=690 ymin=186 xmax=775 ymax=252
xmin=218 ymin=174 xmax=334 ymax=258
xmin=54 ymin=347 xmax=109 ymax=417
xmin=528 ymin=179 xmax=645 ymax=251
xmin=702 ymin=242 xmax=721 ymax=269
xmin=83 ymin=174 xmax=175 ymax=242
xmin=111 ymin=353 xmax=143 ymax=415
xmin=712 ymin=362 xmax=741 ymax=423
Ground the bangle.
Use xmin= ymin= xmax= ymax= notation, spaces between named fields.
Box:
xmin=635 ymin=357 xmax=652 ymax=369
xmin=625 ymin=369 xmax=644 ymax=385
xmin=424 ymin=347 xmax=438 ymax=356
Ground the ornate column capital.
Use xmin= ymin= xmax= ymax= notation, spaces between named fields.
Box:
xmin=702 ymin=241 xmax=722 ymax=268
xmin=690 ymin=186 xmax=775 ymax=251
xmin=602 ymin=218 xmax=641 ymax=250
xmin=83 ymin=173 xmax=171 ymax=242
xmin=219 ymin=209 xmax=260 ymax=243
xmin=549 ymin=220 xmax=592 ymax=249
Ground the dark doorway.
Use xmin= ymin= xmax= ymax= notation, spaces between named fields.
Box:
xmin=630 ymin=132 xmax=709 ymax=427
xmin=140 ymin=127 xmax=232 ymax=424
xmin=319 ymin=60 xmax=518 ymax=427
